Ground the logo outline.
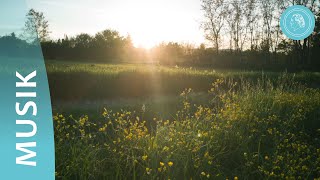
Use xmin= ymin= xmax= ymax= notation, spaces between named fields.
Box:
xmin=280 ymin=5 xmax=315 ymax=40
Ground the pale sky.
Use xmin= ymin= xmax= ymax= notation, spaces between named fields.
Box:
xmin=26 ymin=0 xmax=206 ymax=48
xmin=0 ymin=0 xmax=28 ymax=36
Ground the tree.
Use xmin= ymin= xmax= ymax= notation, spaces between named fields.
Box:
xmin=74 ymin=33 xmax=93 ymax=48
xmin=230 ymin=0 xmax=247 ymax=52
xmin=260 ymin=0 xmax=277 ymax=63
xmin=201 ymin=0 xmax=226 ymax=54
xmin=225 ymin=4 xmax=236 ymax=52
xmin=23 ymin=9 xmax=50 ymax=43
xmin=244 ymin=0 xmax=257 ymax=51
xmin=311 ymin=10 xmax=320 ymax=64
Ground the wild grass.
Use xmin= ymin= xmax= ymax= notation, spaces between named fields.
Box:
xmin=54 ymin=73 xmax=320 ymax=179
xmin=46 ymin=61 xmax=320 ymax=103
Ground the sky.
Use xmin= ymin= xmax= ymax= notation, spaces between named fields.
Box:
xmin=25 ymin=0 xmax=206 ymax=48
xmin=0 ymin=0 xmax=28 ymax=36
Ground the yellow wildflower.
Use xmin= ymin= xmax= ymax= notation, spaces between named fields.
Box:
xmin=145 ymin=168 xmax=151 ymax=175
xmin=142 ymin=155 xmax=148 ymax=161
xmin=163 ymin=146 xmax=170 ymax=151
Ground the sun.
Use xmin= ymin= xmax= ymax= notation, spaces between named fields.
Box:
xmin=122 ymin=0 xmax=165 ymax=49
xmin=118 ymin=0 xmax=184 ymax=49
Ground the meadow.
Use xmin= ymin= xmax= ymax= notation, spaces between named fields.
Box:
xmin=48 ymin=61 xmax=320 ymax=179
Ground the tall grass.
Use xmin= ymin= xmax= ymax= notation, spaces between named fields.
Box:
xmin=46 ymin=61 xmax=320 ymax=102
xmin=54 ymin=74 xmax=320 ymax=179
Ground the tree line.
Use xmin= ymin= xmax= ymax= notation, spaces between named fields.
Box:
xmin=41 ymin=31 xmax=134 ymax=61
xmin=0 ymin=2 xmax=320 ymax=70
xmin=200 ymin=0 xmax=320 ymax=66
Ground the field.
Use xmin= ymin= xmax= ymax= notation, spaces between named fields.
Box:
xmin=47 ymin=61 xmax=320 ymax=116
xmin=47 ymin=61 xmax=320 ymax=179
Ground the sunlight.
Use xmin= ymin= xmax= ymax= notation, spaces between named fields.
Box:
xmin=122 ymin=0 xmax=174 ymax=48
xmin=108 ymin=0 xmax=202 ymax=48
xmin=27 ymin=0 xmax=204 ymax=48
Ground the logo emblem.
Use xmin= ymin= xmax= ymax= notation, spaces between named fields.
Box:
xmin=280 ymin=5 xmax=315 ymax=40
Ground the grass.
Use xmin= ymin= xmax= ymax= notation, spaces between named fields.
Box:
xmin=46 ymin=60 xmax=320 ymax=102
xmin=49 ymin=61 xmax=320 ymax=179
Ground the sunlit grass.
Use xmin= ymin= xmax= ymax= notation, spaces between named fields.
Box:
xmin=53 ymin=74 xmax=320 ymax=179
xmin=46 ymin=60 xmax=320 ymax=80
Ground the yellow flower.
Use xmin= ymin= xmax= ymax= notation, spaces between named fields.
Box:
xmin=234 ymin=177 xmax=238 ymax=180
xmin=168 ymin=161 xmax=173 ymax=167
xmin=163 ymin=146 xmax=170 ymax=151
xmin=146 ymin=168 xmax=152 ymax=175
xmin=158 ymin=167 xmax=162 ymax=172
xmin=265 ymin=156 xmax=269 ymax=160
xmin=201 ymin=172 xmax=206 ymax=176
xmin=142 ymin=155 xmax=148 ymax=161
xmin=204 ymin=151 xmax=209 ymax=158
xmin=160 ymin=162 xmax=165 ymax=166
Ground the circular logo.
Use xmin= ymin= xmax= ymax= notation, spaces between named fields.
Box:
xmin=280 ymin=5 xmax=315 ymax=40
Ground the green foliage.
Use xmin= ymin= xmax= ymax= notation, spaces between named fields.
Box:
xmin=54 ymin=75 xmax=320 ymax=179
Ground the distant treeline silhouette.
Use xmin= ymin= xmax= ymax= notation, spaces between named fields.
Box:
xmin=41 ymin=30 xmax=134 ymax=61
xmin=0 ymin=6 xmax=320 ymax=71
xmin=35 ymin=21 xmax=320 ymax=71
xmin=0 ymin=33 xmax=41 ymax=58
xmin=1 ymin=28 xmax=319 ymax=71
